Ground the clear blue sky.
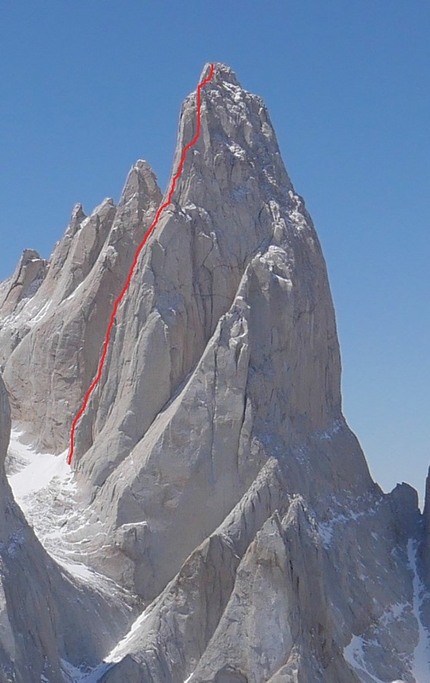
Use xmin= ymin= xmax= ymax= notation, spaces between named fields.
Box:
xmin=1 ymin=1 xmax=429 ymax=501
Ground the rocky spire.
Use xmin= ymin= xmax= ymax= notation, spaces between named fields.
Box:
xmin=2 ymin=163 xmax=162 ymax=452
xmin=0 ymin=248 xmax=48 ymax=317
xmin=60 ymin=63 xmax=374 ymax=608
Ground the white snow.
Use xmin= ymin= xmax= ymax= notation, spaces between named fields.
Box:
xmin=316 ymin=418 xmax=343 ymax=440
xmin=379 ymin=602 xmax=408 ymax=626
xmin=318 ymin=520 xmax=338 ymax=547
xmin=317 ymin=490 xmax=382 ymax=548
xmin=8 ymin=429 xmax=72 ymax=501
xmin=104 ymin=609 xmax=150 ymax=663
xmin=227 ymin=141 xmax=246 ymax=159
xmin=64 ymin=280 xmax=85 ymax=302
xmin=344 ymin=634 xmax=406 ymax=683
xmin=27 ymin=298 xmax=52 ymax=326
xmin=6 ymin=429 xmax=116 ymax=588
xmin=6 ymin=428 xmax=140 ymax=682
xmin=221 ymin=80 xmax=244 ymax=104
xmin=61 ymin=659 xmax=110 ymax=683
xmin=70 ymin=610 xmax=151 ymax=682
xmin=259 ymin=246 xmax=293 ymax=286
xmin=344 ymin=635 xmax=384 ymax=682
xmin=317 ymin=508 xmax=369 ymax=547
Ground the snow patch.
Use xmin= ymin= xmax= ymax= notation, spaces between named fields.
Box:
xmin=27 ymin=298 xmax=52 ymax=327
xmin=6 ymin=429 xmax=118 ymax=590
xmin=379 ymin=602 xmax=408 ymax=626
xmin=64 ymin=280 xmax=84 ymax=302
xmin=343 ymin=542 xmax=430 ymax=682
xmin=316 ymin=418 xmax=343 ymax=440
xmin=71 ymin=608 xmax=151 ymax=681
xmin=105 ymin=609 xmax=150 ymax=663
xmin=227 ymin=141 xmax=246 ymax=159
xmin=8 ymin=429 xmax=72 ymax=501
xmin=61 ymin=659 xmax=110 ymax=683
xmin=344 ymin=634 xmax=405 ymax=683
xmin=318 ymin=490 xmax=382 ymax=548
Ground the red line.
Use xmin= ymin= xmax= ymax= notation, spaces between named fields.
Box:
xmin=67 ymin=64 xmax=215 ymax=465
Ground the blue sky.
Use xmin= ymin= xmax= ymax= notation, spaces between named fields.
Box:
xmin=1 ymin=1 xmax=429 ymax=500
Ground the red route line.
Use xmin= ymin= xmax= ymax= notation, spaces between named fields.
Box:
xmin=67 ymin=63 xmax=215 ymax=465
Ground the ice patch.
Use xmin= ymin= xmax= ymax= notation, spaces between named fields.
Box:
xmin=61 ymin=659 xmax=110 ymax=683
xmin=71 ymin=608 xmax=151 ymax=680
xmin=343 ymin=542 xmax=430 ymax=682
xmin=259 ymin=246 xmax=293 ymax=285
xmin=379 ymin=602 xmax=408 ymax=626
xmin=317 ymin=490 xmax=382 ymax=548
xmin=316 ymin=418 xmax=343 ymax=440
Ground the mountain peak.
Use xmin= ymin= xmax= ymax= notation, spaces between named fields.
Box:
xmin=200 ymin=62 xmax=241 ymax=87
xmin=0 ymin=64 xmax=428 ymax=683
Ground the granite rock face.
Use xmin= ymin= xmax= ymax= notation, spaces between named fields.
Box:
xmin=70 ymin=62 xmax=372 ymax=601
xmin=1 ymin=162 xmax=161 ymax=451
xmin=0 ymin=63 xmax=429 ymax=682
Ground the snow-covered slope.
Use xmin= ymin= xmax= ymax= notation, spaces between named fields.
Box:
xmin=0 ymin=378 xmax=139 ymax=683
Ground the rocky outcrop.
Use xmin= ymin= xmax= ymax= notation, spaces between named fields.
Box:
xmin=0 ymin=249 xmax=47 ymax=318
xmin=0 ymin=250 xmax=48 ymax=367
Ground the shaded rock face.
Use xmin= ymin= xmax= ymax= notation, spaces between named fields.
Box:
xmin=0 ymin=375 xmax=138 ymax=683
xmin=0 ymin=63 xmax=429 ymax=683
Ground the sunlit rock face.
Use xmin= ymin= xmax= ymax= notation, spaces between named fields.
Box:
xmin=1 ymin=163 xmax=162 ymax=453
xmin=0 ymin=63 xmax=428 ymax=682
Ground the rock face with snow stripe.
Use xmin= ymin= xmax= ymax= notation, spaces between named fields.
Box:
xmin=2 ymin=161 xmax=162 ymax=452
xmin=0 ymin=62 xmax=429 ymax=683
